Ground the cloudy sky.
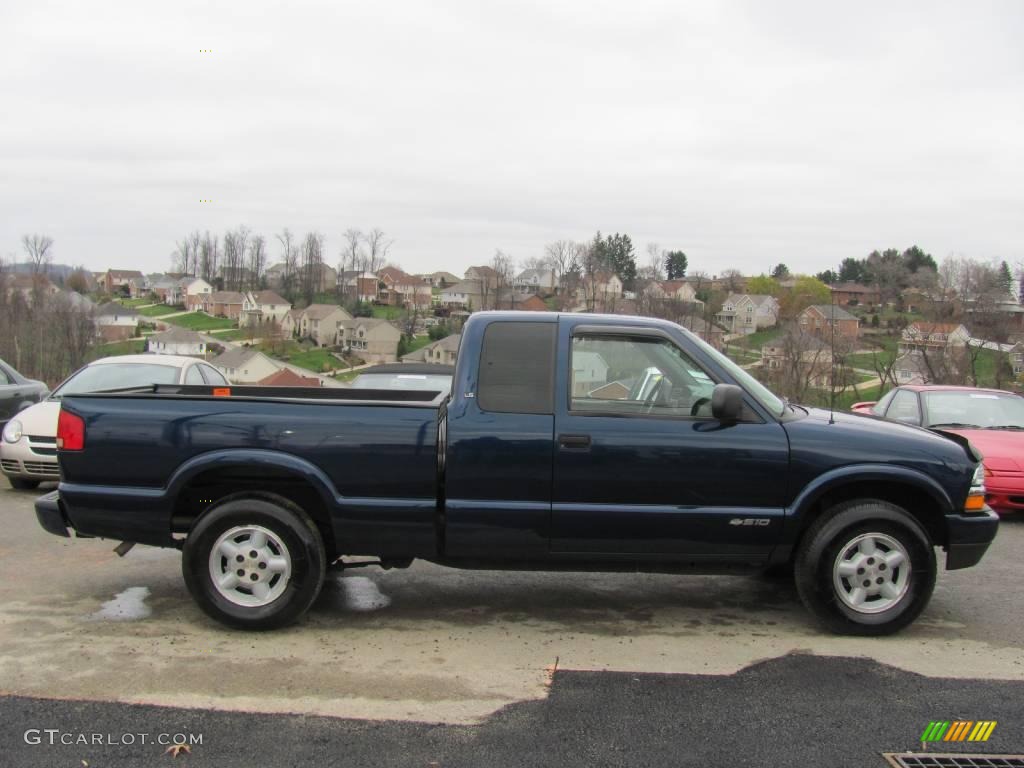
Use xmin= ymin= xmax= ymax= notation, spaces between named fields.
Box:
xmin=2 ymin=0 xmax=1022 ymax=277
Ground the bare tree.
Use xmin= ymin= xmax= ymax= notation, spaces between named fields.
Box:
xmin=491 ymin=249 xmax=515 ymax=309
xmin=363 ymin=228 xmax=392 ymax=275
xmin=247 ymin=235 xmax=267 ymax=290
xmin=340 ymin=228 xmax=364 ymax=304
xmin=643 ymin=243 xmax=666 ymax=281
xmin=199 ymin=231 xmax=219 ymax=282
xmin=301 ymin=231 xmax=326 ymax=302
xmin=22 ymin=234 xmax=54 ymax=275
xmin=544 ymin=240 xmax=577 ymax=293
xmin=719 ymin=268 xmax=745 ymax=293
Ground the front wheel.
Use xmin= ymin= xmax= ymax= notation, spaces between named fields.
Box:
xmin=182 ymin=497 xmax=327 ymax=630
xmin=795 ymin=500 xmax=936 ymax=636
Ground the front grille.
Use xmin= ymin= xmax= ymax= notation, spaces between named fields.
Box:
xmin=23 ymin=461 xmax=59 ymax=477
xmin=0 ymin=460 xmax=19 ymax=473
xmin=28 ymin=447 xmax=56 ymax=457
xmin=886 ymin=754 xmax=1024 ymax=768
xmin=1010 ymin=496 xmax=1024 ymax=505
xmin=26 ymin=435 xmax=56 ymax=444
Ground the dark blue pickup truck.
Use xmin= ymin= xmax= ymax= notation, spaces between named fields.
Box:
xmin=35 ymin=312 xmax=998 ymax=634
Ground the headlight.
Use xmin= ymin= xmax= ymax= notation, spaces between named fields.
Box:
xmin=972 ymin=463 xmax=986 ymax=489
xmin=964 ymin=463 xmax=987 ymax=513
xmin=2 ymin=419 xmax=23 ymax=443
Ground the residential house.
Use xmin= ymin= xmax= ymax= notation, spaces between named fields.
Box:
xmin=829 ymin=282 xmax=881 ymax=307
xmin=264 ymin=263 xmax=289 ymax=290
xmin=341 ymin=318 xmax=402 ymax=363
xmin=571 ymin=350 xmax=611 ymax=397
xmin=715 ymin=294 xmax=779 ymax=335
xmin=101 ymin=269 xmax=145 ymax=297
xmin=240 ymin=290 xmax=291 ymax=327
xmin=798 ymin=304 xmax=860 ymax=340
xmin=302 ymin=263 xmax=337 ymax=294
xmin=401 ymin=334 xmax=461 ymax=365
xmin=761 ymin=334 xmax=834 ymax=387
xmin=677 ymin=315 xmax=728 ymax=350
xmin=337 ymin=271 xmax=379 ymax=304
xmin=512 ymin=294 xmax=549 ymax=312
xmin=643 ymin=280 xmax=705 ymax=309
xmin=202 ymin=291 xmax=245 ymax=320
xmin=893 ymin=351 xmax=930 ymax=386
xmin=421 ymin=271 xmax=460 ymax=289
xmin=1 ymin=273 xmax=61 ymax=302
xmin=440 ymin=279 xmax=484 ymax=311
xmin=94 ymin=302 xmax=139 ymax=342
xmin=1009 ymin=342 xmax=1023 ymax=378
xmin=899 ymin=322 xmax=970 ymax=354
xmin=257 ymin=368 xmax=322 ymax=387
xmin=210 ymin=348 xmax=282 ymax=383
xmin=281 ymin=308 xmax=303 ymax=338
xmin=179 ymin=277 xmax=213 ymax=310
xmin=514 ymin=268 xmax=558 ymax=295
xmin=377 ymin=267 xmax=432 ymax=308
xmin=299 ymin=304 xmax=353 ymax=347
xmin=465 ymin=265 xmax=499 ymax=290
xmin=147 ymin=327 xmax=207 ymax=357
xmin=150 ymin=275 xmax=181 ymax=304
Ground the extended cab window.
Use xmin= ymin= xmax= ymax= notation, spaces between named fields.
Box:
xmin=478 ymin=322 xmax=555 ymax=414
xmin=570 ymin=335 xmax=715 ymax=417
xmin=886 ymin=389 xmax=921 ymax=425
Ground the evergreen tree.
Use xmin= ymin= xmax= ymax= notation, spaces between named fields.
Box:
xmin=664 ymin=251 xmax=688 ymax=280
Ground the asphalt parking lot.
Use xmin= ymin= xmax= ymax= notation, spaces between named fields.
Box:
xmin=2 ymin=483 xmax=1023 ymax=766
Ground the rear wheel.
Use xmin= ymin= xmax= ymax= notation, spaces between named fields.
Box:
xmin=8 ymin=477 xmax=40 ymax=490
xmin=795 ymin=500 xmax=936 ymax=636
xmin=182 ymin=497 xmax=326 ymax=630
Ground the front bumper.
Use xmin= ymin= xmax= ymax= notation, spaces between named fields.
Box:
xmin=34 ymin=490 xmax=70 ymax=538
xmin=0 ymin=438 xmax=59 ymax=481
xmin=945 ymin=508 xmax=999 ymax=570
xmin=985 ymin=476 xmax=1024 ymax=515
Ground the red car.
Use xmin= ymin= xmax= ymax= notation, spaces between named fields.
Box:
xmin=852 ymin=385 xmax=1024 ymax=515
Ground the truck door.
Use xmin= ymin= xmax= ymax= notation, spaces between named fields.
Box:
xmin=443 ymin=319 xmax=556 ymax=559
xmin=551 ymin=322 xmax=789 ymax=562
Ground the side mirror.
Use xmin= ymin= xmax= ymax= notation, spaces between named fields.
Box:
xmin=711 ymin=383 xmax=743 ymax=423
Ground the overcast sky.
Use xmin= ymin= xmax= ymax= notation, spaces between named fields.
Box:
xmin=2 ymin=0 xmax=1022 ymax=278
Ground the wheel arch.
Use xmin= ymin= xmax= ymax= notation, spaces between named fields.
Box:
xmin=167 ymin=449 xmax=340 ymax=558
xmin=777 ymin=465 xmax=955 ymax=564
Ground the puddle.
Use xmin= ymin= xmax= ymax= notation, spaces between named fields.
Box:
xmin=338 ymin=576 xmax=391 ymax=612
xmin=90 ymin=587 xmax=153 ymax=621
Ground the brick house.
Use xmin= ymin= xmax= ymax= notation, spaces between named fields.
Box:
xmin=829 ymin=282 xmax=881 ymax=307
xmin=94 ymin=302 xmax=139 ymax=342
xmin=798 ymin=304 xmax=860 ymax=340
xmin=101 ymin=269 xmax=145 ymax=297
xmin=202 ymin=291 xmax=245 ymax=320
xmin=179 ymin=277 xmax=213 ymax=310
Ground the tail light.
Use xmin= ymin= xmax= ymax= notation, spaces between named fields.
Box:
xmin=56 ymin=409 xmax=85 ymax=451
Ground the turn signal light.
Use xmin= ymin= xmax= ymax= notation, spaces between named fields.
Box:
xmin=56 ymin=409 xmax=85 ymax=451
xmin=964 ymin=493 xmax=986 ymax=512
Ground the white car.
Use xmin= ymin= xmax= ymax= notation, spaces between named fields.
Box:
xmin=1 ymin=354 xmax=229 ymax=490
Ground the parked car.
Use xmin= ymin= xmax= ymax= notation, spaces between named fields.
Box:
xmin=36 ymin=313 xmax=997 ymax=635
xmin=2 ymin=354 xmax=228 ymax=490
xmin=0 ymin=357 xmax=49 ymax=431
xmin=349 ymin=363 xmax=454 ymax=395
xmin=851 ymin=386 xmax=1024 ymax=515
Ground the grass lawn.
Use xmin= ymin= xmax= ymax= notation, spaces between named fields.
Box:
xmin=115 ymin=297 xmax=154 ymax=308
xmin=404 ymin=335 xmax=433 ymax=354
xmin=139 ymin=304 xmax=181 ymax=317
xmin=370 ymin=305 xmax=403 ymax=320
xmin=91 ymin=339 xmax=147 ymax=359
xmin=165 ymin=312 xmax=237 ymax=332
xmin=333 ymin=369 xmax=362 ymax=383
xmin=208 ymin=328 xmax=255 ymax=342
xmin=288 ymin=347 xmax=338 ymax=373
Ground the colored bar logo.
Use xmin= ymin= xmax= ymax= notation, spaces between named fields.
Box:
xmin=921 ymin=721 xmax=997 ymax=742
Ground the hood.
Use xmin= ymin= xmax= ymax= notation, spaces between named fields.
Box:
xmin=9 ymin=400 xmax=61 ymax=437
xmin=939 ymin=427 xmax=1024 ymax=471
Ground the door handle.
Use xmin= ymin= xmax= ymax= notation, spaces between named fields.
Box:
xmin=558 ymin=434 xmax=591 ymax=449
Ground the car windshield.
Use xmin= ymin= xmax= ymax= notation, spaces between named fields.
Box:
xmin=51 ymin=363 xmax=181 ymax=398
xmin=351 ymin=373 xmax=452 ymax=392
xmin=693 ymin=335 xmax=787 ymax=417
xmin=923 ymin=391 xmax=1024 ymax=430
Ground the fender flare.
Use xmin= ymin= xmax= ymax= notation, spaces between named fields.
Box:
xmin=165 ymin=448 xmax=342 ymax=513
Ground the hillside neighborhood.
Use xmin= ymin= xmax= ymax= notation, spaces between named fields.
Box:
xmin=2 ymin=235 xmax=1022 ymax=407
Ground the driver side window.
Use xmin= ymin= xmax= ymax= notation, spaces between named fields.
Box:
xmin=570 ymin=335 xmax=715 ymax=418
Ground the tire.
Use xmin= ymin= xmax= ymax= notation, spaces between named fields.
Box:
xmin=182 ymin=497 xmax=326 ymax=630
xmin=794 ymin=500 xmax=936 ymax=636
xmin=8 ymin=477 xmax=40 ymax=490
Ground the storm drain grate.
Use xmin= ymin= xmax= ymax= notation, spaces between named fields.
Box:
xmin=885 ymin=754 xmax=1024 ymax=768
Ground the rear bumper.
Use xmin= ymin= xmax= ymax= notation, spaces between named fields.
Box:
xmin=34 ymin=490 xmax=70 ymax=538
xmin=944 ymin=508 xmax=999 ymax=570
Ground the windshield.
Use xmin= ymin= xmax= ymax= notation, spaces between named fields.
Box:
xmin=51 ymin=363 xmax=181 ymax=398
xmin=923 ymin=390 xmax=1024 ymax=429
xmin=694 ymin=336 xmax=787 ymax=417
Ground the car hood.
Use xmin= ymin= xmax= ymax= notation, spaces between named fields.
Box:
xmin=800 ymin=406 xmax=975 ymax=461
xmin=938 ymin=427 xmax=1024 ymax=471
xmin=11 ymin=400 xmax=61 ymax=437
